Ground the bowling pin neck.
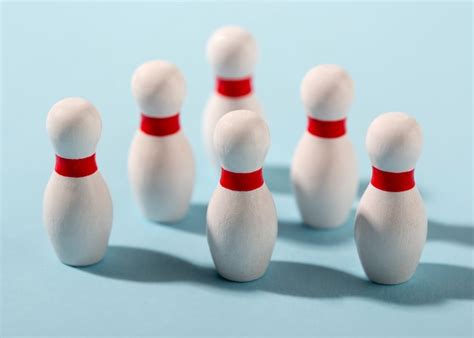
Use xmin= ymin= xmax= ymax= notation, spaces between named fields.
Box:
xmin=215 ymin=76 xmax=252 ymax=98
xmin=220 ymin=167 xmax=264 ymax=191
xmin=139 ymin=113 xmax=180 ymax=137
xmin=55 ymin=153 xmax=98 ymax=177
xmin=307 ymin=116 xmax=346 ymax=138
xmin=370 ymin=166 xmax=415 ymax=192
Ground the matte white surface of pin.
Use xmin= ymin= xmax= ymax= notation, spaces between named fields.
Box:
xmin=207 ymin=109 xmax=277 ymax=282
xmin=43 ymin=97 xmax=113 ymax=266
xmin=355 ymin=112 xmax=427 ymax=284
xmin=128 ymin=60 xmax=195 ymax=222
xmin=291 ymin=64 xmax=358 ymax=228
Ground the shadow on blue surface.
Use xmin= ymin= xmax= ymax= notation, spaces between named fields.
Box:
xmin=260 ymin=261 xmax=474 ymax=305
xmin=162 ymin=202 xmax=474 ymax=248
xmin=278 ymin=211 xmax=355 ymax=246
xmin=279 ymin=217 xmax=474 ymax=247
xmin=157 ymin=203 xmax=208 ymax=235
xmin=83 ymin=246 xmax=216 ymax=284
xmin=264 ymin=165 xmax=293 ymax=194
xmin=264 ymin=164 xmax=370 ymax=197
xmin=82 ymin=246 xmax=474 ymax=305
xmin=427 ymin=220 xmax=474 ymax=246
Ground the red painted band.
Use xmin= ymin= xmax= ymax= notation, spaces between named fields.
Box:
xmin=371 ymin=166 xmax=415 ymax=192
xmin=216 ymin=77 xmax=252 ymax=97
xmin=55 ymin=154 xmax=97 ymax=177
xmin=140 ymin=113 xmax=180 ymax=136
xmin=307 ymin=116 xmax=346 ymax=138
xmin=220 ymin=167 xmax=264 ymax=191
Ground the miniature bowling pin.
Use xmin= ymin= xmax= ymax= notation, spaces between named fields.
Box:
xmin=291 ymin=65 xmax=358 ymax=228
xmin=355 ymin=112 xmax=427 ymax=284
xmin=207 ymin=110 xmax=277 ymax=282
xmin=128 ymin=60 xmax=195 ymax=222
xmin=43 ymin=97 xmax=113 ymax=266
xmin=203 ymin=26 xmax=263 ymax=166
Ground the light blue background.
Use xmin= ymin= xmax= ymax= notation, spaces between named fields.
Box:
xmin=2 ymin=1 xmax=473 ymax=336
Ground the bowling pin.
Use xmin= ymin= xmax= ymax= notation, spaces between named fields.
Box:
xmin=203 ymin=26 xmax=263 ymax=166
xmin=128 ymin=60 xmax=195 ymax=222
xmin=43 ymin=97 xmax=113 ymax=266
xmin=355 ymin=112 xmax=427 ymax=284
xmin=207 ymin=110 xmax=277 ymax=282
xmin=291 ymin=65 xmax=358 ymax=228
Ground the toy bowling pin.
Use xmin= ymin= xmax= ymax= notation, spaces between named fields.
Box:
xmin=291 ymin=65 xmax=358 ymax=228
xmin=43 ymin=97 xmax=113 ymax=266
xmin=128 ymin=60 xmax=195 ymax=222
xmin=355 ymin=112 xmax=427 ymax=284
xmin=207 ymin=110 xmax=277 ymax=282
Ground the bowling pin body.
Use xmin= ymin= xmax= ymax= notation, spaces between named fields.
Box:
xmin=291 ymin=65 xmax=358 ymax=228
xmin=43 ymin=97 xmax=113 ymax=266
xmin=203 ymin=26 xmax=263 ymax=166
xmin=355 ymin=112 xmax=427 ymax=284
xmin=207 ymin=110 xmax=277 ymax=282
xmin=128 ymin=60 xmax=195 ymax=222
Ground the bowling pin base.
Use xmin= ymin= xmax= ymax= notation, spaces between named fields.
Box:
xmin=366 ymin=271 xmax=416 ymax=285
xmin=58 ymin=254 xmax=105 ymax=267
xmin=217 ymin=268 xmax=267 ymax=283
xmin=144 ymin=209 xmax=188 ymax=224
xmin=302 ymin=217 xmax=347 ymax=230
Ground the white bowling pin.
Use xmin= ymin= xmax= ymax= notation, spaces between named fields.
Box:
xmin=207 ymin=110 xmax=277 ymax=282
xmin=43 ymin=97 xmax=113 ymax=266
xmin=203 ymin=26 xmax=263 ymax=166
xmin=291 ymin=65 xmax=358 ymax=228
xmin=128 ymin=60 xmax=195 ymax=222
xmin=355 ymin=112 xmax=427 ymax=284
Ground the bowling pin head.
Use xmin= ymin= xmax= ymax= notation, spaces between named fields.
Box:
xmin=214 ymin=109 xmax=269 ymax=172
xmin=300 ymin=64 xmax=354 ymax=121
xmin=366 ymin=112 xmax=423 ymax=172
xmin=131 ymin=60 xmax=186 ymax=118
xmin=47 ymin=97 xmax=101 ymax=159
xmin=207 ymin=26 xmax=257 ymax=79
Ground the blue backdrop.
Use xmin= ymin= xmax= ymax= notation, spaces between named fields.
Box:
xmin=2 ymin=1 xmax=473 ymax=336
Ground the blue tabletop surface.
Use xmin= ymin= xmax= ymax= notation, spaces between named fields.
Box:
xmin=2 ymin=1 xmax=473 ymax=336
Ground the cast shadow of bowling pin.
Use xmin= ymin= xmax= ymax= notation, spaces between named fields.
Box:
xmin=256 ymin=261 xmax=474 ymax=305
xmin=427 ymin=220 xmax=474 ymax=247
xmin=157 ymin=203 xmax=208 ymax=235
xmin=81 ymin=245 xmax=256 ymax=293
xmin=83 ymin=245 xmax=213 ymax=283
xmin=81 ymin=245 xmax=474 ymax=305
xmin=265 ymin=164 xmax=358 ymax=245
xmin=277 ymin=210 xmax=356 ymax=246
xmin=264 ymin=165 xmax=293 ymax=194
